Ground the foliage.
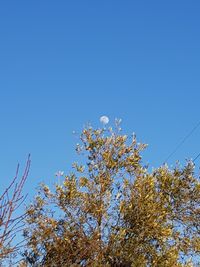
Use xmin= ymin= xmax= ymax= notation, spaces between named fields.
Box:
xmin=0 ymin=156 xmax=30 ymax=265
xmin=21 ymin=122 xmax=200 ymax=266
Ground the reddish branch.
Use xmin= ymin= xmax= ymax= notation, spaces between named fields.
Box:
xmin=0 ymin=155 xmax=30 ymax=260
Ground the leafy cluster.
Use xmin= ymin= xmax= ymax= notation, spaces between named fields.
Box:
xmin=19 ymin=123 xmax=200 ymax=266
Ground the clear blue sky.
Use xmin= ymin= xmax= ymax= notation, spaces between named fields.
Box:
xmin=1 ymin=1 xmax=200 ymax=196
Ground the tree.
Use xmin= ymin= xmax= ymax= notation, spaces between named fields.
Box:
xmin=21 ymin=122 xmax=200 ymax=266
xmin=0 ymin=156 xmax=30 ymax=265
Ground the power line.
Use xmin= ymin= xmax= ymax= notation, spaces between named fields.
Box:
xmin=164 ymin=120 xmax=200 ymax=163
xmin=193 ymin=152 xmax=200 ymax=163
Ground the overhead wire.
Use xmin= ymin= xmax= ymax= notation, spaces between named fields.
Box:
xmin=164 ymin=120 xmax=200 ymax=163
xmin=193 ymin=152 xmax=200 ymax=162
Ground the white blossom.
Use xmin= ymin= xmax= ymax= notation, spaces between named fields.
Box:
xmin=55 ymin=171 xmax=64 ymax=177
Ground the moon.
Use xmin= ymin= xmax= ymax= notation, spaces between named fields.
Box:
xmin=100 ymin=116 xmax=109 ymax=125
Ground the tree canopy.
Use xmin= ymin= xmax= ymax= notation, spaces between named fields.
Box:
xmin=20 ymin=121 xmax=200 ymax=266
